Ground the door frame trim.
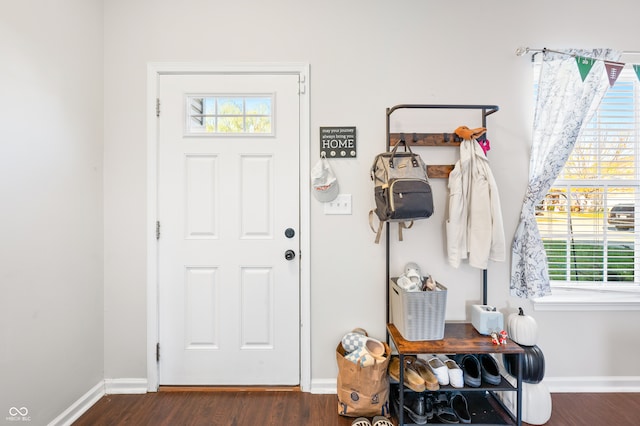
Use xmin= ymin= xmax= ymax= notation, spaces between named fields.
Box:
xmin=146 ymin=62 xmax=311 ymax=391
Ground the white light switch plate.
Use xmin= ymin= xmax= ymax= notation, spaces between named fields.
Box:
xmin=324 ymin=194 xmax=352 ymax=215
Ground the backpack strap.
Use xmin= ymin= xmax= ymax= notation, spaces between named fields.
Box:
xmin=369 ymin=210 xmax=384 ymax=244
xmin=397 ymin=220 xmax=414 ymax=241
xmin=370 ymin=211 xmax=415 ymax=244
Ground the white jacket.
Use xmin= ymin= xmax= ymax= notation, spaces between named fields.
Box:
xmin=446 ymin=139 xmax=505 ymax=269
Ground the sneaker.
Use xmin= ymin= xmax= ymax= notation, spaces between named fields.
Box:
xmin=396 ymin=275 xmax=421 ymax=292
xmin=423 ymin=355 xmax=449 ymax=386
xmin=437 ymin=355 xmax=464 ymax=388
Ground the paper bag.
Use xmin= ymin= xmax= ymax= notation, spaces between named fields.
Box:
xmin=336 ymin=342 xmax=391 ymax=417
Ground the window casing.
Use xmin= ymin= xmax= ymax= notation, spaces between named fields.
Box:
xmin=534 ymin=66 xmax=640 ymax=289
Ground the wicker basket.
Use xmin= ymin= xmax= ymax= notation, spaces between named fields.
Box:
xmin=389 ymin=277 xmax=447 ymax=341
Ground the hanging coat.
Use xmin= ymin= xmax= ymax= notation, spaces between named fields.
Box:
xmin=446 ymin=139 xmax=505 ymax=269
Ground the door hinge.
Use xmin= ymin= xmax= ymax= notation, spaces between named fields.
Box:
xmin=156 ymin=98 xmax=161 ymax=117
xmin=298 ymin=75 xmax=306 ymax=95
xmin=156 ymin=221 xmax=161 ymax=240
xmin=156 ymin=342 xmax=160 ymax=362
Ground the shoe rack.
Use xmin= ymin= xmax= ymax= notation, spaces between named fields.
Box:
xmin=383 ymin=105 xmax=524 ymax=426
xmin=387 ymin=323 xmax=523 ymax=425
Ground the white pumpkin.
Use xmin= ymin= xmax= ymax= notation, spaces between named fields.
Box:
xmin=507 ymin=307 xmax=539 ymax=346
xmin=497 ymin=373 xmax=552 ymax=425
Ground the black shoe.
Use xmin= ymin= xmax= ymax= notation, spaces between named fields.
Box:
xmin=480 ymin=354 xmax=501 ymax=385
xmin=450 ymin=392 xmax=471 ymax=424
xmin=394 ymin=392 xmax=428 ymax=425
xmin=455 ymin=354 xmax=481 ymax=387
xmin=425 ymin=395 xmax=434 ymax=420
xmin=404 ymin=394 xmax=429 ymax=425
xmin=434 ymin=402 xmax=460 ymax=423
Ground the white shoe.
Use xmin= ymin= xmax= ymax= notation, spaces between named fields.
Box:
xmin=437 ymin=354 xmax=464 ymax=388
xmin=425 ymin=355 xmax=449 ymax=385
xmin=397 ymin=275 xmax=420 ymax=292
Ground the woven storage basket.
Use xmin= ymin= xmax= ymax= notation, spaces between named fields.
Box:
xmin=389 ymin=277 xmax=447 ymax=341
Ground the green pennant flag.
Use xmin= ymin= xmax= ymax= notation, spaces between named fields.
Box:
xmin=576 ymin=55 xmax=596 ymax=81
xmin=634 ymin=64 xmax=640 ymax=83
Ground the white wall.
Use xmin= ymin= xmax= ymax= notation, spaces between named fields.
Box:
xmin=0 ymin=0 xmax=104 ymax=424
xmin=102 ymin=0 xmax=640 ymax=388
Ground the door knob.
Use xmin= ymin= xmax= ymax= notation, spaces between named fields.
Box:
xmin=284 ymin=250 xmax=296 ymax=261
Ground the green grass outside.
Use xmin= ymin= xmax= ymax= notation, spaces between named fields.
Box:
xmin=543 ymin=239 xmax=634 ymax=282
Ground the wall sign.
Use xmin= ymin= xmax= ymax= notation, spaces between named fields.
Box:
xmin=320 ymin=126 xmax=356 ymax=158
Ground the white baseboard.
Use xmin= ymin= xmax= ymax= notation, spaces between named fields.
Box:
xmin=544 ymin=376 xmax=640 ymax=392
xmin=48 ymin=381 xmax=105 ymax=426
xmin=104 ymin=378 xmax=149 ymax=395
xmin=309 ymin=378 xmax=338 ymax=394
xmin=49 ymin=379 xmax=148 ymax=426
xmin=311 ymin=376 xmax=640 ymax=395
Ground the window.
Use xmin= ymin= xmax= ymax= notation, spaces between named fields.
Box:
xmin=535 ymin=66 xmax=640 ymax=288
xmin=186 ymin=95 xmax=273 ymax=135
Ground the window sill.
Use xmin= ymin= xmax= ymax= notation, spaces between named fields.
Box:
xmin=532 ymin=286 xmax=640 ymax=311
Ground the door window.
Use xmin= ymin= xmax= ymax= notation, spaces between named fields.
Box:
xmin=186 ymin=95 xmax=273 ymax=136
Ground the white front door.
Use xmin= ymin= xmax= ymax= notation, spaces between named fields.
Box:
xmin=157 ymin=73 xmax=300 ymax=385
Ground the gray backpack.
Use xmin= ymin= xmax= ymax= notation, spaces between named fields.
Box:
xmin=369 ymin=141 xmax=434 ymax=243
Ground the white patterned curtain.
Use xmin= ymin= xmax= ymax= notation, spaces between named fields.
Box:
xmin=510 ymin=48 xmax=621 ymax=298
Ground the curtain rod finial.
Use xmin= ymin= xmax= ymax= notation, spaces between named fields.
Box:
xmin=515 ymin=46 xmax=529 ymax=56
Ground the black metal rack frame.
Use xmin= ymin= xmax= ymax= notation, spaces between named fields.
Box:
xmin=384 ymin=104 xmax=500 ymax=317
xmin=384 ymin=104 xmax=522 ymax=426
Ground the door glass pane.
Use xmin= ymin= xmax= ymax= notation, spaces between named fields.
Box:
xmin=246 ymin=117 xmax=272 ymax=134
xmin=217 ymin=97 xmax=243 ymax=115
xmin=245 ymin=97 xmax=271 ymax=115
xmin=186 ymin=95 xmax=274 ymax=136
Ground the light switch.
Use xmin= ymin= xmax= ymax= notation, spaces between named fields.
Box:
xmin=324 ymin=194 xmax=352 ymax=215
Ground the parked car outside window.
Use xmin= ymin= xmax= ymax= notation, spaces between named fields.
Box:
xmin=608 ymin=204 xmax=634 ymax=230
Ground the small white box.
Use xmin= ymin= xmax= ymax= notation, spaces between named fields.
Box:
xmin=471 ymin=305 xmax=504 ymax=335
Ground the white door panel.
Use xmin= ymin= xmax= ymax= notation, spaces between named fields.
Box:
xmin=158 ymin=73 xmax=300 ymax=385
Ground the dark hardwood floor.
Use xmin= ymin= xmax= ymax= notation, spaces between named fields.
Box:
xmin=72 ymin=389 xmax=640 ymax=426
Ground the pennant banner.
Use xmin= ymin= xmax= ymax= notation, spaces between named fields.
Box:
xmin=576 ymin=56 xmax=596 ymax=81
xmin=605 ymin=61 xmax=625 ymax=86
xmin=536 ymin=49 xmax=640 ymax=84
